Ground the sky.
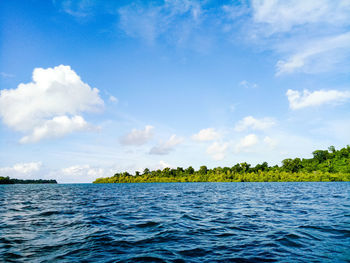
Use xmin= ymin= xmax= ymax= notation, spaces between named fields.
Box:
xmin=0 ymin=0 xmax=350 ymax=183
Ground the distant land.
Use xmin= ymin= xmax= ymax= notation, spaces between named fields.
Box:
xmin=94 ymin=146 xmax=350 ymax=183
xmin=0 ymin=177 xmax=57 ymax=184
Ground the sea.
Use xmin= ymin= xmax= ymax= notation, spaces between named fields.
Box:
xmin=1 ymin=182 xmax=349 ymax=262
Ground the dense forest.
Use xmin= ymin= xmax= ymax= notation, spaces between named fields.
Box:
xmin=0 ymin=177 xmax=57 ymax=184
xmin=94 ymin=146 xmax=350 ymax=183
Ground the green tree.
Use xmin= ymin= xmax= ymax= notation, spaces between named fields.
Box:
xmin=93 ymin=145 xmax=350 ymax=184
xmin=312 ymin=150 xmax=329 ymax=163
xmin=240 ymin=162 xmax=251 ymax=173
xmin=185 ymin=166 xmax=195 ymax=174
xmin=282 ymin=158 xmax=302 ymax=173
xmin=328 ymin=146 xmax=336 ymax=153
xmin=199 ymin=165 xmax=208 ymax=175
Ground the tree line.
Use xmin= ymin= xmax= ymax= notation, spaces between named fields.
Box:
xmin=93 ymin=145 xmax=350 ymax=183
xmin=0 ymin=177 xmax=57 ymax=184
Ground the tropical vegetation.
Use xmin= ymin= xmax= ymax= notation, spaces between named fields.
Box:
xmin=93 ymin=146 xmax=350 ymax=183
xmin=0 ymin=177 xmax=57 ymax=184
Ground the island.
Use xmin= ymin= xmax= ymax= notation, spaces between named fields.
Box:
xmin=94 ymin=146 xmax=350 ymax=183
xmin=0 ymin=177 xmax=57 ymax=184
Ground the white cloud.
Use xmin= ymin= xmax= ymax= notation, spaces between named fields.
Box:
xmin=192 ymin=128 xmax=220 ymax=141
xmin=149 ymin=134 xmax=183 ymax=155
xmin=140 ymin=160 xmax=173 ymax=171
xmin=54 ymin=163 xmax=140 ymax=183
xmin=263 ymin=136 xmax=277 ymax=148
xmin=0 ymin=72 xmax=15 ymax=78
xmin=57 ymin=0 xmax=96 ymax=17
xmin=276 ymin=32 xmax=350 ymax=75
xmin=0 ymin=162 xmax=113 ymax=183
xmin=252 ymin=0 xmax=350 ymax=34
xmin=0 ymin=162 xmax=42 ymax=178
xmin=286 ymin=89 xmax=350 ymax=110
xmin=236 ymin=134 xmax=259 ymax=151
xmin=250 ymin=0 xmax=350 ymax=75
xmin=118 ymin=0 xmax=203 ymax=46
xmin=206 ymin=141 xmax=228 ymax=161
xmin=58 ymin=1 xmax=350 ymax=75
xmin=235 ymin=116 xmax=275 ymax=132
xmin=158 ymin=160 xmax=171 ymax=170
xmin=0 ymin=65 xmax=103 ymax=143
xmin=61 ymin=165 xmax=109 ymax=183
xmin=109 ymin=95 xmax=118 ymax=103
xmin=120 ymin=125 xmax=154 ymax=146
xmin=239 ymin=80 xmax=258 ymax=89
xmin=19 ymin=115 xmax=88 ymax=144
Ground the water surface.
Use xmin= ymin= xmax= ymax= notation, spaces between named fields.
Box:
xmin=1 ymin=182 xmax=349 ymax=262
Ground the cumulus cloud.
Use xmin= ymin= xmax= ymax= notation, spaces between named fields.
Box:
xmin=206 ymin=141 xmax=228 ymax=161
xmin=0 ymin=162 xmax=114 ymax=183
xmin=0 ymin=65 xmax=103 ymax=143
xmin=192 ymin=128 xmax=220 ymax=142
xmin=286 ymin=89 xmax=350 ymax=110
xmin=19 ymin=115 xmax=88 ymax=143
xmin=61 ymin=165 xmax=109 ymax=183
xmin=236 ymin=134 xmax=259 ymax=151
xmin=0 ymin=162 xmax=42 ymax=178
xmin=149 ymin=134 xmax=183 ymax=155
xmin=120 ymin=125 xmax=154 ymax=146
xmin=235 ymin=116 xmax=275 ymax=132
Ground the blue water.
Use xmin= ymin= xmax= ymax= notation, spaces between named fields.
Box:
xmin=1 ymin=182 xmax=349 ymax=262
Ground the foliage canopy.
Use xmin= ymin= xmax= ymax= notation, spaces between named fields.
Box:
xmin=0 ymin=177 xmax=57 ymax=184
xmin=94 ymin=146 xmax=350 ymax=183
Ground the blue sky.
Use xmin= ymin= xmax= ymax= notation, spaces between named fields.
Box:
xmin=1 ymin=0 xmax=350 ymax=183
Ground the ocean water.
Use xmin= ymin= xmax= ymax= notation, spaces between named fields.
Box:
xmin=0 ymin=182 xmax=349 ymax=263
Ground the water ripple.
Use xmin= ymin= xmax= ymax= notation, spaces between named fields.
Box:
xmin=0 ymin=182 xmax=349 ymax=262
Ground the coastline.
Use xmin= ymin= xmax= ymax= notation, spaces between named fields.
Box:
xmin=93 ymin=172 xmax=350 ymax=183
